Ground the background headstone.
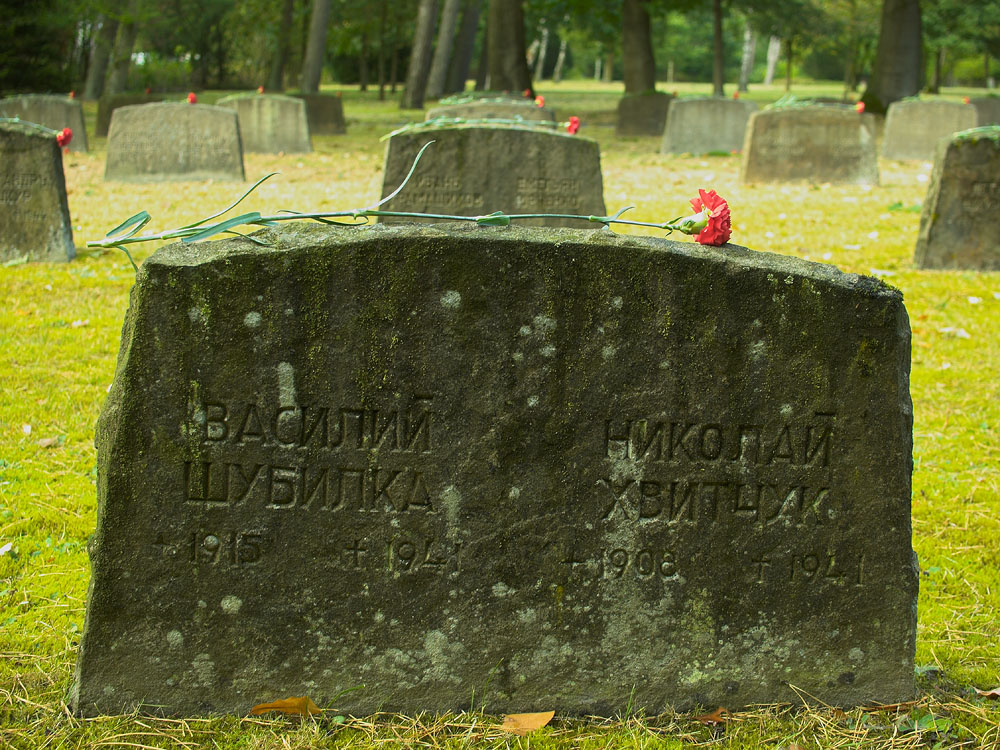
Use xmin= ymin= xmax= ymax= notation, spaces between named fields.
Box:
xmin=661 ymin=98 xmax=758 ymax=154
xmin=881 ymin=100 xmax=977 ymax=161
xmin=291 ymin=93 xmax=347 ymax=135
xmin=71 ymin=223 xmax=918 ymax=717
xmin=217 ymin=94 xmax=311 ymax=154
xmin=426 ymin=98 xmax=556 ymax=122
xmin=616 ymin=92 xmax=672 ymax=136
xmin=105 ymin=103 xmax=245 ymax=182
xmin=914 ymin=126 xmax=1000 ymax=270
xmin=971 ymin=97 xmax=1000 ymax=127
xmin=741 ymin=107 xmax=879 ymax=185
xmin=379 ymin=124 xmax=605 ymax=227
xmin=0 ymin=94 xmax=88 ymax=152
xmin=0 ymin=121 xmax=74 ymax=262
xmin=96 ymin=93 xmax=165 ymax=137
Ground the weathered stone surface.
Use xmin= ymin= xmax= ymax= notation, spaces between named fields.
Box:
xmin=915 ymin=126 xmax=1000 ymax=270
xmin=741 ymin=108 xmax=879 ymax=185
xmin=426 ymin=98 xmax=556 ymax=122
xmin=72 ymin=222 xmax=917 ymax=717
xmin=0 ymin=121 xmax=75 ymax=263
xmin=971 ymin=97 xmax=1000 ymax=127
xmin=0 ymin=94 xmax=88 ymax=152
xmin=96 ymin=93 xmax=165 ymax=137
xmin=881 ymin=100 xmax=977 ymax=161
xmin=379 ymin=124 xmax=604 ymax=227
xmin=661 ymin=98 xmax=757 ymax=154
xmin=291 ymin=93 xmax=347 ymax=135
xmin=217 ymin=94 xmax=311 ymax=153
xmin=105 ymin=103 xmax=245 ymax=182
xmin=616 ymin=92 xmax=672 ymax=136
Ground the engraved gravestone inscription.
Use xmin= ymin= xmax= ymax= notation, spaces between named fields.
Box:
xmin=71 ymin=224 xmax=917 ymax=716
xmin=379 ymin=124 xmax=605 ymax=227
xmin=0 ymin=94 xmax=88 ymax=152
xmin=0 ymin=121 xmax=75 ymax=262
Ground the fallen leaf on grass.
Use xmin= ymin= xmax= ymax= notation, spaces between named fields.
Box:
xmin=696 ymin=707 xmax=730 ymax=724
xmin=250 ymin=696 xmax=321 ymax=716
xmin=499 ymin=711 xmax=555 ymax=735
xmin=975 ymin=687 xmax=1000 ymax=699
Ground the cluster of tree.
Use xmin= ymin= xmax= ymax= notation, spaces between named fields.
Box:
xmin=0 ymin=0 xmax=997 ymax=114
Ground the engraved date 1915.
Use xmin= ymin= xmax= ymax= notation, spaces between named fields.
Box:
xmin=153 ymin=530 xmax=267 ymax=566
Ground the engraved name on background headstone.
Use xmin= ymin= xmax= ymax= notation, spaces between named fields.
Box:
xmin=0 ymin=121 xmax=75 ymax=263
xmin=217 ymin=94 xmax=311 ymax=154
xmin=661 ymin=98 xmax=757 ymax=155
xmin=426 ymin=97 xmax=556 ymax=122
xmin=741 ymin=107 xmax=879 ymax=185
xmin=616 ymin=92 xmax=673 ymax=136
xmin=71 ymin=223 xmax=918 ymax=717
xmin=291 ymin=93 xmax=347 ymax=135
xmin=379 ymin=124 xmax=605 ymax=227
xmin=105 ymin=103 xmax=245 ymax=182
xmin=96 ymin=93 xmax=165 ymax=137
xmin=0 ymin=94 xmax=88 ymax=152
xmin=881 ymin=100 xmax=978 ymax=161
xmin=915 ymin=126 xmax=1000 ymax=271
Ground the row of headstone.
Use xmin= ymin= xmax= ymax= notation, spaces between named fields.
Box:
xmin=0 ymin=94 xmax=88 ymax=152
xmin=426 ymin=97 xmax=555 ymax=122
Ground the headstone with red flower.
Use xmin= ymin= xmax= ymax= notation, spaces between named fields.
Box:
xmin=426 ymin=95 xmax=556 ymax=123
xmin=0 ymin=94 xmax=89 ymax=152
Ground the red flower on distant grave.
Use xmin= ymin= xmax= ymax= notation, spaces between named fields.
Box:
xmin=685 ymin=189 xmax=731 ymax=246
xmin=145 ymin=86 xmax=151 ymax=94
xmin=567 ymin=116 xmax=580 ymax=135
xmin=535 ymin=95 xmax=544 ymax=108
xmin=733 ymin=91 xmax=739 ymax=99
xmin=258 ymin=85 xmax=265 ymax=94
xmin=56 ymin=128 xmax=73 ymax=148
xmin=855 ymin=101 xmax=865 ymax=113
xmin=963 ymin=96 xmax=971 ymax=104
xmin=68 ymin=91 xmax=75 ymax=99
xmin=523 ymin=88 xmax=531 ymax=98
xmin=187 ymin=92 xmax=197 ymax=104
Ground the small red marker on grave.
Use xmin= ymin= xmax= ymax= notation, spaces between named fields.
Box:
xmin=855 ymin=101 xmax=865 ymax=113
xmin=523 ymin=88 xmax=531 ymax=98
xmin=535 ymin=95 xmax=544 ymax=108
xmin=258 ymin=85 xmax=265 ymax=94
xmin=56 ymin=128 xmax=73 ymax=149
xmin=187 ymin=92 xmax=197 ymax=104
xmin=567 ymin=116 xmax=580 ymax=135
xmin=68 ymin=91 xmax=75 ymax=99
xmin=733 ymin=91 xmax=739 ymax=99
xmin=145 ymin=86 xmax=151 ymax=94
xmin=963 ymin=96 xmax=971 ymax=104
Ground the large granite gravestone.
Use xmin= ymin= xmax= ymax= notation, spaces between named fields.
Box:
xmin=218 ymin=94 xmax=311 ymax=154
xmin=915 ymin=126 xmax=1000 ymax=270
xmin=291 ymin=93 xmax=347 ymax=135
xmin=379 ymin=124 xmax=605 ymax=227
xmin=0 ymin=94 xmax=88 ymax=152
xmin=661 ymin=98 xmax=757 ymax=154
xmin=105 ymin=103 xmax=245 ymax=182
xmin=741 ymin=108 xmax=879 ymax=185
xmin=971 ymin=97 xmax=1000 ymax=127
xmin=881 ymin=100 xmax=977 ymax=161
xmin=96 ymin=93 xmax=165 ymax=137
xmin=71 ymin=222 xmax=918 ymax=717
xmin=426 ymin=97 xmax=556 ymax=122
xmin=0 ymin=122 xmax=75 ymax=262
xmin=616 ymin=92 xmax=672 ymax=136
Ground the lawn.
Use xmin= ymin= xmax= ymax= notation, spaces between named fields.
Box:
xmin=1 ymin=80 xmax=998 ymax=748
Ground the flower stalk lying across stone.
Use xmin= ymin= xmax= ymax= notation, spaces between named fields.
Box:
xmin=87 ymin=142 xmax=733 ymax=272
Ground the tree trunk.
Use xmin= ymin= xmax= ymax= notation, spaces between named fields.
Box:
xmin=391 ymin=41 xmax=399 ymax=92
xmin=764 ymin=36 xmax=781 ymax=85
xmin=552 ymin=36 xmax=567 ymax=83
xmin=359 ymin=29 xmax=370 ymax=91
xmin=84 ymin=12 xmax=118 ymax=99
xmin=526 ymin=38 xmax=539 ymax=69
xmin=400 ymin=0 xmax=439 ymax=108
xmin=738 ymin=20 xmax=755 ymax=92
xmin=300 ymin=0 xmax=332 ymax=93
xmin=426 ymin=0 xmax=462 ymax=99
xmin=445 ymin=0 xmax=481 ymax=94
xmin=622 ymin=0 xmax=655 ymax=94
xmin=928 ymin=47 xmax=943 ymax=94
xmin=861 ymin=0 xmax=921 ymax=114
xmin=784 ymin=37 xmax=793 ymax=91
xmin=533 ymin=23 xmax=549 ymax=81
xmin=106 ymin=5 xmax=139 ymax=95
xmin=487 ymin=0 xmax=531 ymax=92
xmin=378 ymin=0 xmax=388 ymax=99
xmin=712 ymin=0 xmax=724 ymax=95
xmin=667 ymin=58 xmax=673 ymax=83
xmin=267 ymin=0 xmax=296 ymax=90
xmin=594 ymin=57 xmax=602 ymax=81
xmin=985 ymin=50 xmax=992 ymax=87
xmin=602 ymin=51 xmax=614 ymax=82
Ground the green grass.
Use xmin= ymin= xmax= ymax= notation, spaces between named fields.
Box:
xmin=1 ymin=80 xmax=999 ymax=748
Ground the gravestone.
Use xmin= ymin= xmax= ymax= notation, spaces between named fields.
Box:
xmin=70 ymin=222 xmax=918 ymax=717
xmin=0 ymin=121 xmax=75 ymax=263
xmin=105 ymin=103 xmax=245 ymax=182
xmin=915 ymin=126 xmax=1000 ymax=270
xmin=96 ymin=93 xmax=165 ymax=137
xmin=971 ymin=97 xmax=1000 ymax=127
xmin=881 ymin=100 xmax=977 ymax=161
xmin=0 ymin=94 xmax=88 ymax=152
xmin=217 ymin=94 xmax=311 ymax=153
xmin=426 ymin=98 xmax=556 ymax=122
xmin=661 ymin=98 xmax=757 ymax=154
xmin=741 ymin=108 xmax=879 ymax=185
xmin=291 ymin=93 xmax=347 ymax=135
xmin=616 ymin=92 xmax=672 ymax=136
xmin=379 ymin=124 xmax=604 ymax=227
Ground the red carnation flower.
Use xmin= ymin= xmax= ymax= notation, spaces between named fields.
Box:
xmin=688 ymin=189 xmax=731 ymax=246
xmin=963 ymin=96 xmax=971 ymax=104
xmin=567 ymin=116 xmax=580 ymax=135
xmin=523 ymin=88 xmax=531 ymax=98
xmin=187 ymin=92 xmax=197 ymax=104
xmin=855 ymin=101 xmax=865 ymax=113
xmin=258 ymin=85 xmax=265 ymax=94
xmin=733 ymin=91 xmax=739 ymax=99
xmin=535 ymin=95 xmax=545 ymax=108
xmin=56 ymin=128 xmax=73 ymax=148
xmin=68 ymin=91 xmax=75 ymax=99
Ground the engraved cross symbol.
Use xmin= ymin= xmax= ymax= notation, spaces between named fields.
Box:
xmin=344 ymin=539 xmax=367 ymax=569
